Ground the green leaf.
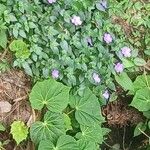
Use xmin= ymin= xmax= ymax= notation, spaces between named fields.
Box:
xmin=133 ymin=75 xmax=150 ymax=92
xmin=10 ymin=121 xmax=28 ymax=145
xmin=134 ymin=58 xmax=146 ymax=66
xmin=0 ymin=4 xmax=6 ymax=16
xmin=143 ymin=111 xmax=150 ymax=119
xmin=9 ymin=40 xmax=30 ymax=59
xmin=29 ymin=79 xmax=70 ymax=112
xmin=115 ymin=72 xmax=134 ymax=92
xmin=38 ymin=135 xmax=79 ymax=150
xmin=77 ymin=139 xmax=97 ymax=150
xmin=0 ymin=30 xmax=7 ymax=48
xmin=30 ymin=111 xmax=65 ymax=144
xmin=144 ymin=49 xmax=150 ymax=56
xmin=69 ymin=88 xmax=104 ymax=126
xmin=76 ymin=124 xmax=103 ymax=144
xmin=130 ymin=87 xmax=150 ymax=111
xmin=22 ymin=62 xmax=33 ymax=76
xmin=0 ymin=123 xmax=5 ymax=131
xmin=134 ymin=122 xmax=146 ymax=137
xmin=63 ymin=113 xmax=72 ymax=131
xmin=122 ymin=58 xmax=134 ymax=68
xmin=19 ymin=30 xmax=26 ymax=38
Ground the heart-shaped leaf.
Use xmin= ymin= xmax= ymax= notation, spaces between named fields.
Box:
xmin=38 ymin=135 xmax=79 ymax=150
xmin=69 ymin=88 xmax=104 ymax=126
xmin=130 ymin=87 xmax=150 ymax=111
xmin=115 ymin=72 xmax=134 ymax=92
xmin=30 ymin=111 xmax=65 ymax=144
xmin=133 ymin=75 xmax=150 ymax=92
xmin=29 ymin=79 xmax=70 ymax=112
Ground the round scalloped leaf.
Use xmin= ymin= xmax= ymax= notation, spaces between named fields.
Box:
xmin=9 ymin=40 xmax=30 ymax=59
xmin=38 ymin=135 xmax=79 ymax=150
xmin=30 ymin=111 xmax=65 ymax=144
xmin=29 ymin=79 xmax=70 ymax=112
xmin=69 ymin=88 xmax=104 ymax=126
xmin=75 ymin=124 xmax=103 ymax=144
xmin=77 ymin=139 xmax=97 ymax=150
xmin=130 ymin=87 xmax=150 ymax=111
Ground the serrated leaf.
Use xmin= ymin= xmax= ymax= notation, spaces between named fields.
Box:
xmin=69 ymin=88 xmax=104 ymax=126
xmin=134 ymin=122 xmax=146 ymax=137
xmin=0 ymin=30 xmax=7 ymax=48
xmin=77 ymin=139 xmax=97 ymax=150
xmin=30 ymin=111 xmax=65 ymax=144
xmin=130 ymin=87 xmax=150 ymax=111
xmin=9 ymin=40 xmax=30 ymax=59
xmin=10 ymin=121 xmax=28 ymax=145
xmin=134 ymin=58 xmax=146 ymax=66
xmin=115 ymin=72 xmax=134 ymax=92
xmin=76 ymin=124 xmax=103 ymax=144
xmin=29 ymin=79 xmax=70 ymax=112
xmin=38 ymin=135 xmax=79 ymax=150
xmin=133 ymin=75 xmax=150 ymax=92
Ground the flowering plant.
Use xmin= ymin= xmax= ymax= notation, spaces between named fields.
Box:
xmin=1 ymin=0 xmax=150 ymax=149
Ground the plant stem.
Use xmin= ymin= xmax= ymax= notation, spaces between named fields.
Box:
xmin=67 ymin=109 xmax=75 ymax=115
xmin=138 ymin=127 xmax=150 ymax=139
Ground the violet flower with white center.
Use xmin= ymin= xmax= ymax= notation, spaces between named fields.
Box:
xmin=114 ymin=62 xmax=124 ymax=73
xmin=51 ymin=69 xmax=59 ymax=79
xmin=103 ymin=90 xmax=109 ymax=99
xmin=92 ymin=73 xmax=101 ymax=83
xmin=97 ymin=0 xmax=107 ymax=11
xmin=103 ymin=33 xmax=113 ymax=44
xmin=86 ymin=37 xmax=93 ymax=47
xmin=121 ymin=47 xmax=131 ymax=57
xmin=48 ymin=0 xmax=56 ymax=4
xmin=71 ymin=16 xmax=82 ymax=26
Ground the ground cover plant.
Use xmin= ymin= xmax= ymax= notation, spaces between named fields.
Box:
xmin=0 ymin=0 xmax=150 ymax=149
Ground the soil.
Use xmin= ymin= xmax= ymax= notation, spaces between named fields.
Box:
xmin=0 ymin=68 xmax=33 ymax=149
xmin=101 ymin=94 xmax=149 ymax=150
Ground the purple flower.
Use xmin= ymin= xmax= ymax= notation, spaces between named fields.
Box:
xmin=48 ymin=0 xmax=56 ymax=3
xmin=103 ymin=90 xmax=109 ymax=99
xmin=71 ymin=16 xmax=82 ymax=26
xmin=93 ymin=73 xmax=101 ymax=83
xmin=52 ymin=69 xmax=59 ymax=79
xmin=114 ymin=62 xmax=124 ymax=73
xmin=121 ymin=47 xmax=131 ymax=57
xmin=103 ymin=33 xmax=113 ymax=44
xmin=86 ymin=37 xmax=93 ymax=47
xmin=97 ymin=0 xmax=107 ymax=11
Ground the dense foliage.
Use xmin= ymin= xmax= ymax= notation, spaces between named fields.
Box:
xmin=0 ymin=0 xmax=150 ymax=149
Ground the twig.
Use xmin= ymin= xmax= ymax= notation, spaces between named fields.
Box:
xmin=0 ymin=48 xmax=8 ymax=61
xmin=103 ymin=141 xmax=119 ymax=150
xmin=13 ymin=95 xmax=28 ymax=102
